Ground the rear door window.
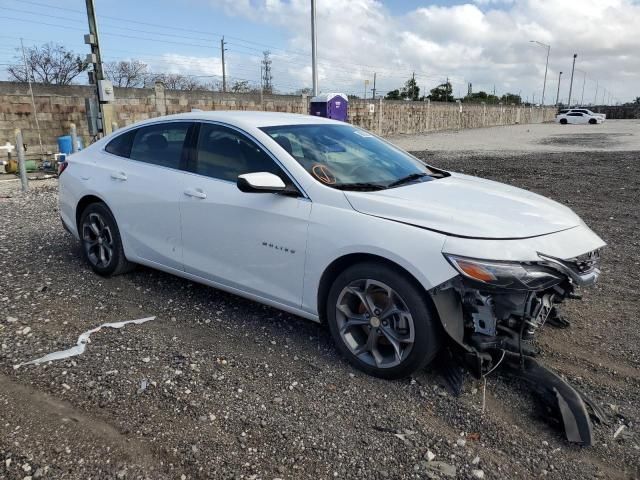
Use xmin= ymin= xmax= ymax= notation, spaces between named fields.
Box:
xmin=105 ymin=129 xmax=136 ymax=158
xmin=129 ymin=122 xmax=193 ymax=169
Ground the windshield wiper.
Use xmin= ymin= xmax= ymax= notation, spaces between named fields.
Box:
xmin=333 ymin=182 xmax=388 ymax=191
xmin=387 ymin=172 xmax=430 ymax=188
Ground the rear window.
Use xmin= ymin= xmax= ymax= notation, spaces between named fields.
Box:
xmin=105 ymin=129 xmax=136 ymax=158
xmin=129 ymin=122 xmax=192 ymax=169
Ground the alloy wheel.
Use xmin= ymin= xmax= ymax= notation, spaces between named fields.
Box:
xmin=335 ymin=279 xmax=415 ymax=369
xmin=82 ymin=212 xmax=114 ymax=268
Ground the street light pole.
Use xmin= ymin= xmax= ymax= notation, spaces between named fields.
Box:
xmin=529 ymin=40 xmax=550 ymax=105
xmin=579 ymin=70 xmax=586 ymax=106
xmin=310 ymin=0 xmax=318 ymax=97
xmin=567 ymin=53 xmax=577 ymax=107
xmin=555 ymin=71 xmax=563 ymax=106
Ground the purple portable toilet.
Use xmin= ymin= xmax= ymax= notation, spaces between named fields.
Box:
xmin=309 ymin=93 xmax=348 ymax=121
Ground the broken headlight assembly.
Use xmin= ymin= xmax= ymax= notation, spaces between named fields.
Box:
xmin=444 ymin=254 xmax=564 ymax=291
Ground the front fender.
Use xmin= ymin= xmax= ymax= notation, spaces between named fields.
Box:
xmin=301 ymin=203 xmax=458 ymax=316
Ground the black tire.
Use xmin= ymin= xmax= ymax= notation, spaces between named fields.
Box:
xmin=589 ymin=118 xmax=597 ymax=124
xmin=79 ymin=202 xmax=134 ymax=276
xmin=326 ymin=262 xmax=442 ymax=379
xmin=560 ymin=118 xmax=568 ymax=124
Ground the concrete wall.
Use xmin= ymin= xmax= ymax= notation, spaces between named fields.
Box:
xmin=0 ymin=81 xmax=557 ymax=158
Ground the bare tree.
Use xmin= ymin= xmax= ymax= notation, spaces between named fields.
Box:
xmin=150 ymin=73 xmax=202 ymax=90
xmin=104 ymin=60 xmax=148 ymax=88
xmin=230 ymin=80 xmax=252 ymax=93
xmin=7 ymin=43 xmax=89 ymax=85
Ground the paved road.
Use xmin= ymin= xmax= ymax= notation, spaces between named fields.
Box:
xmin=389 ymin=119 xmax=640 ymax=153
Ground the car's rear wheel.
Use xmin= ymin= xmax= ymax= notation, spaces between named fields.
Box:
xmin=589 ymin=118 xmax=597 ymax=124
xmin=79 ymin=203 xmax=133 ymax=276
xmin=560 ymin=118 xmax=568 ymax=124
xmin=326 ymin=262 xmax=441 ymax=379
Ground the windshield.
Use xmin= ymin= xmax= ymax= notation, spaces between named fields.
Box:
xmin=260 ymin=124 xmax=436 ymax=190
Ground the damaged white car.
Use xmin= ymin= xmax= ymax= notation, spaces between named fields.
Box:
xmin=59 ymin=112 xmax=605 ymax=445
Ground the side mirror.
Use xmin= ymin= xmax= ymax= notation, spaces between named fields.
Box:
xmin=237 ymin=172 xmax=286 ymax=193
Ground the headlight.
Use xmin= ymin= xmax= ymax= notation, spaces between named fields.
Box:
xmin=444 ymin=254 xmax=563 ymax=291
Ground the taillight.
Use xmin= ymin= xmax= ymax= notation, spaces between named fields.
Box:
xmin=58 ymin=161 xmax=69 ymax=175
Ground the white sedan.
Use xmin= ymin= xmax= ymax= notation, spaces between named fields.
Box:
xmin=556 ymin=111 xmax=604 ymax=124
xmin=58 ymin=111 xmax=605 ymax=381
xmin=559 ymin=108 xmax=606 ymax=121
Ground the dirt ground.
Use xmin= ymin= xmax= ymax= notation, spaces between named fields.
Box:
xmin=1 ymin=148 xmax=639 ymax=479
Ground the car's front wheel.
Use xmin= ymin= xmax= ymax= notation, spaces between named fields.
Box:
xmin=326 ymin=262 xmax=441 ymax=379
xmin=560 ymin=118 xmax=568 ymax=124
xmin=79 ymin=202 xmax=133 ymax=276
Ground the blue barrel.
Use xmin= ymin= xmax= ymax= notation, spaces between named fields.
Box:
xmin=57 ymin=135 xmax=84 ymax=154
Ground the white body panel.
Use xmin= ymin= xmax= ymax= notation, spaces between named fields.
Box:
xmin=58 ymin=111 xmax=606 ymax=322
xmin=555 ymin=112 xmax=604 ymax=124
xmin=180 ymin=173 xmax=312 ymax=309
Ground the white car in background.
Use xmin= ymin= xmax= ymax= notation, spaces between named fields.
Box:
xmin=58 ymin=111 xmax=605 ymax=383
xmin=555 ymin=111 xmax=604 ymax=124
xmin=559 ymin=108 xmax=606 ymax=120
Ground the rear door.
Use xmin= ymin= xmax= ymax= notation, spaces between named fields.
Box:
xmin=567 ymin=112 xmax=586 ymax=124
xmin=100 ymin=121 xmax=195 ymax=270
xmin=180 ymin=122 xmax=311 ymax=308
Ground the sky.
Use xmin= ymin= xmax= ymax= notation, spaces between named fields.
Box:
xmin=0 ymin=0 xmax=638 ymax=104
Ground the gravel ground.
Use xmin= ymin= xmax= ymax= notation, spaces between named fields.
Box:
xmin=1 ymin=150 xmax=639 ymax=480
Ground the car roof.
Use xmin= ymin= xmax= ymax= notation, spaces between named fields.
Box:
xmin=126 ymin=111 xmax=344 ymax=130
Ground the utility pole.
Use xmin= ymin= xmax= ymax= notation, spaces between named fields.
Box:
xmin=594 ymin=80 xmax=599 ymax=105
xmin=555 ymin=71 xmax=563 ymax=106
xmin=579 ymin=70 xmax=586 ymax=106
xmin=364 ymin=79 xmax=369 ymax=100
xmin=567 ymin=53 xmax=577 ymax=107
xmin=371 ymin=72 xmax=377 ymax=99
xmin=20 ymin=38 xmax=44 ymax=158
xmin=221 ymin=36 xmax=227 ymax=93
xmin=529 ymin=40 xmax=550 ymax=105
xmin=85 ymin=0 xmax=109 ymax=135
xmin=311 ymin=0 xmax=318 ymax=97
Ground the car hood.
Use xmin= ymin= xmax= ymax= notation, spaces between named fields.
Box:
xmin=344 ymin=173 xmax=583 ymax=239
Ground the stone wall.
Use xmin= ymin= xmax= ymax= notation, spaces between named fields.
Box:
xmin=0 ymin=81 xmax=557 ymax=158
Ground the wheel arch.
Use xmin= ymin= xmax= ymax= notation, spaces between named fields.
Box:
xmin=75 ymin=194 xmax=111 ymax=233
xmin=316 ymin=252 xmax=437 ymax=323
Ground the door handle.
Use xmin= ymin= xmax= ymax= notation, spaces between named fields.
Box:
xmin=184 ymin=188 xmax=207 ymax=199
xmin=110 ymin=171 xmax=127 ymax=181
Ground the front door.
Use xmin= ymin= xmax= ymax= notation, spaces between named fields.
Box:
xmin=180 ymin=122 xmax=311 ymax=308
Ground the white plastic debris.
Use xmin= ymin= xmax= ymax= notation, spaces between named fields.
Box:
xmin=14 ymin=316 xmax=156 ymax=368
xmin=613 ymin=425 xmax=625 ymax=439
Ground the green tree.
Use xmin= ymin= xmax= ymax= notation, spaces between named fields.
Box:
xmin=428 ymin=81 xmax=454 ymax=102
xmin=401 ymin=77 xmax=420 ymax=101
xmin=463 ymin=91 xmax=500 ymax=104
xmin=500 ymin=93 xmax=522 ymax=105
xmin=385 ymin=89 xmax=402 ymax=100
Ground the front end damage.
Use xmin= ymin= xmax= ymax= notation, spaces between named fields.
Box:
xmin=430 ymin=248 xmax=604 ymax=446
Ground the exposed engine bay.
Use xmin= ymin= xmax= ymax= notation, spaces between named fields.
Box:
xmin=431 ymin=248 xmax=604 ymax=446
